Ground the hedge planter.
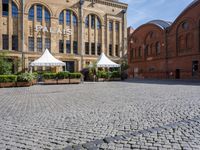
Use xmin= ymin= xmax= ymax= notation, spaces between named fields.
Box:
xmin=0 ymin=82 xmax=16 ymax=88
xmin=16 ymin=82 xmax=32 ymax=87
xmin=110 ymin=78 xmax=121 ymax=81
xmin=44 ymin=79 xmax=57 ymax=85
xmin=69 ymin=78 xmax=81 ymax=84
xmin=57 ymin=79 xmax=70 ymax=84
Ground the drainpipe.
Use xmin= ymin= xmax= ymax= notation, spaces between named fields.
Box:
xmin=21 ymin=0 xmax=25 ymax=72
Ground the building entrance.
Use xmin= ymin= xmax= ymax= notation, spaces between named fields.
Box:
xmin=175 ymin=69 xmax=180 ymax=79
xmin=64 ymin=61 xmax=75 ymax=73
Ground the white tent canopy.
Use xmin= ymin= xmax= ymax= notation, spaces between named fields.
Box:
xmin=30 ymin=49 xmax=65 ymax=67
xmin=96 ymin=52 xmax=121 ymax=68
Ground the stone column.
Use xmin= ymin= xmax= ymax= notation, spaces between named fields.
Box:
xmin=8 ymin=0 xmax=12 ymax=50
xmin=101 ymin=24 xmax=105 ymax=53
xmin=63 ymin=10 xmax=66 ymax=54
xmin=42 ymin=6 xmax=45 ymax=51
xmin=119 ymin=21 xmax=122 ymax=57
xmin=106 ymin=19 xmax=110 ymax=56
xmin=95 ymin=16 xmax=98 ymax=55
xmin=122 ymin=10 xmax=127 ymax=57
xmin=88 ymin=15 xmax=91 ymax=55
xmin=51 ymin=18 xmax=58 ymax=53
xmin=70 ymin=11 xmax=74 ymax=54
xmin=113 ymin=20 xmax=116 ymax=56
xmin=34 ymin=5 xmax=37 ymax=52
xmin=0 ymin=1 xmax=2 ymax=50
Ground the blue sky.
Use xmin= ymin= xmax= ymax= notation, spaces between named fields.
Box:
xmin=120 ymin=0 xmax=194 ymax=28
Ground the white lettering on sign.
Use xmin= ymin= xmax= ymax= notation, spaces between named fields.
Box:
xmin=35 ymin=25 xmax=72 ymax=35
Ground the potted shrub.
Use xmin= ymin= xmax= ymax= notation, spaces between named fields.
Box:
xmin=97 ymin=71 xmax=108 ymax=82
xmin=69 ymin=73 xmax=82 ymax=84
xmin=110 ymin=71 xmax=121 ymax=81
xmin=16 ymin=73 xmax=33 ymax=87
xmin=0 ymin=75 xmax=17 ymax=88
xmin=57 ymin=71 xmax=70 ymax=84
xmin=43 ymin=73 xmax=57 ymax=84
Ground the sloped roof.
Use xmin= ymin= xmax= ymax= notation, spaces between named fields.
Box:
xmin=97 ymin=53 xmax=120 ymax=68
xmin=148 ymin=20 xmax=172 ymax=29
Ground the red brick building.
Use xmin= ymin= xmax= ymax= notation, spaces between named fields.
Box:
xmin=128 ymin=0 xmax=200 ymax=79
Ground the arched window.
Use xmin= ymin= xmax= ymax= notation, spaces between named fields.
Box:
xmin=66 ymin=10 xmax=71 ymax=25
xmin=97 ymin=18 xmax=101 ymax=29
xmin=12 ymin=2 xmax=18 ymax=17
xmin=45 ymin=8 xmax=50 ymax=22
xmin=91 ymin=15 xmax=95 ymax=29
xmin=85 ymin=16 xmax=89 ymax=28
xmin=73 ymin=14 xmax=78 ymax=26
xmin=37 ymin=5 xmax=42 ymax=22
xmin=138 ymin=47 xmax=142 ymax=57
xmin=145 ymin=45 xmax=149 ymax=56
xmin=155 ymin=42 xmax=161 ymax=55
xmin=59 ymin=11 xmax=64 ymax=24
xmin=28 ymin=6 xmax=34 ymax=20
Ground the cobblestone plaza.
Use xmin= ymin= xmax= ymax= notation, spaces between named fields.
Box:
xmin=0 ymin=80 xmax=200 ymax=150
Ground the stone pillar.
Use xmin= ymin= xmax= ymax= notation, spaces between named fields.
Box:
xmin=113 ymin=20 xmax=116 ymax=56
xmin=42 ymin=6 xmax=45 ymax=51
xmin=101 ymin=24 xmax=105 ymax=53
xmin=24 ymin=14 xmax=29 ymax=52
xmin=63 ymin=10 xmax=66 ymax=54
xmin=95 ymin=16 xmax=98 ymax=55
xmin=70 ymin=11 xmax=74 ymax=54
xmin=34 ymin=5 xmax=37 ymax=52
xmin=88 ymin=15 xmax=91 ymax=55
xmin=51 ymin=18 xmax=58 ymax=53
xmin=119 ymin=21 xmax=122 ymax=57
xmin=8 ymin=0 xmax=12 ymax=50
xmin=106 ymin=19 xmax=110 ymax=56
xmin=122 ymin=11 xmax=127 ymax=57
xmin=0 ymin=1 xmax=2 ymax=50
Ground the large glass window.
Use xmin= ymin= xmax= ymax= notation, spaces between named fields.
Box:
xmin=12 ymin=35 xmax=18 ymax=51
xmin=37 ymin=5 xmax=42 ymax=22
xmin=66 ymin=40 xmax=71 ymax=53
xmin=37 ymin=38 xmax=42 ymax=52
xmin=91 ymin=15 xmax=95 ymax=29
xmin=2 ymin=34 xmax=8 ymax=50
xmin=59 ymin=11 xmax=64 ymax=24
xmin=109 ymin=44 xmax=112 ymax=56
xmin=45 ymin=38 xmax=51 ymax=51
xmin=45 ymin=8 xmax=50 ymax=22
xmin=12 ymin=2 xmax=18 ymax=17
xmin=28 ymin=6 xmax=34 ymax=21
xmin=66 ymin=10 xmax=71 ymax=26
xmin=59 ymin=40 xmax=64 ymax=53
xmin=73 ymin=41 xmax=78 ymax=54
xmin=97 ymin=18 xmax=101 ymax=29
xmin=115 ymin=22 xmax=119 ymax=32
xmin=109 ymin=21 xmax=113 ymax=31
xmin=28 ymin=37 xmax=34 ymax=51
xmin=85 ymin=42 xmax=89 ymax=55
xmin=2 ymin=0 xmax=9 ymax=16
xmin=91 ymin=43 xmax=95 ymax=55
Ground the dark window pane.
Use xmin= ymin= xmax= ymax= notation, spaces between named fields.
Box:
xmin=97 ymin=18 xmax=101 ymax=29
xmin=73 ymin=41 xmax=78 ymax=54
xmin=115 ymin=22 xmax=119 ymax=32
xmin=37 ymin=38 xmax=42 ymax=52
xmin=59 ymin=11 xmax=64 ymax=24
xmin=91 ymin=15 xmax=95 ymax=29
xmin=97 ymin=43 xmax=101 ymax=55
xmin=3 ymin=34 xmax=8 ymax=50
xmin=66 ymin=40 xmax=71 ymax=53
xmin=45 ymin=38 xmax=51 ymax=51
xmin=109 ymin=22 xmax=113 ymax=31
xmin=28 ymin=37 xmax=34 ymax=51
xmin=37 ymin=5 xmax=42 ymax=22
xmin=85 ymin=16 xmax=89 ymax=28
xmin=91 ymin=43 xmax=95 ymax=55
xmin=45 ymin=8 xmax=50 ymax=22
xmin=59 ymin=40 xmax=64 ymax=53
xmin=109 ymin=44 xmax=112 ymax=56
xmin=66 ymin=10 xmax=71 ymax=26
xmin=12 ymin=2 xmax=18 ymax=17
xmin=12 ymin=35 xmax=18 ymax=51
xmin=115 ymin=45 xmax=119 ymax=57
xmin=28 ymin=6 xmax=34 ymax=21
xmin=85 ymin=42 xmax=89 ymax=55
xmin=2 ymin=0 xmax=9 ymax=16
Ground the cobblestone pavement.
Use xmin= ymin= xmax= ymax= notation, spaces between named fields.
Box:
xmin=0 ymin=80 xmax=200 ymax=150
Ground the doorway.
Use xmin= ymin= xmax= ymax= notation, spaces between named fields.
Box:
xmin=192 ymin=61 xmax=199 ymax=77
xmin=175 ymin=69 xmax=180 ymax=79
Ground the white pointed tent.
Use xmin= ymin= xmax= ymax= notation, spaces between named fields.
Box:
xmin=96 ymin=52 xmax=120 ymax=68
xmin=30 ymin=49 xmax=65 ymax=67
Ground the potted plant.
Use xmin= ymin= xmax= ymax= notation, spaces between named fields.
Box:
xmin=43 ymin=73 xmax=57 ymax=84
xmin=16 ymin=73 xmax=33 ymax=87
xmin=0 ymin=75 xmax=17 ymax=88
xmin=110 ymin=71 xmax=121 ymax=81
xmin=57 ymin=71 xmax=70 ymax=84
xmin=97 ymin=71 xmax=108 ymax=82
xmin=32 ymin=72 xmax=38 ymax=85
xmin=69 ymin=73 xmax=82 ymax=84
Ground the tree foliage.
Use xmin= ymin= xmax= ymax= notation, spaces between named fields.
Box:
xmin=0 ymin=52 xmax=13 ymax=75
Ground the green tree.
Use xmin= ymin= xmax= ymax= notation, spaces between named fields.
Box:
xmin=0 ymin=52 xmax=13 ymax=75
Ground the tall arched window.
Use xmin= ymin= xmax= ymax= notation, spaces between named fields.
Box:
xmin=97 ymin=18 xmax=101 ymax=29
xmin=85 ymin=16 xmax=89 ymax=28
xmin=28 ymin=4 xmax=50 ymax=23
xmin=2 ymin=0 xmax=18 ymax=17
xmin=155 ymin=42 xmax=161 ymax=55
xmin=59 ymin=10 xmax=77 ymax=26
xmin=12 ymin=2 xmax=18 ymax=17
xmin=85 ymin=14 xmax=101 ymax=29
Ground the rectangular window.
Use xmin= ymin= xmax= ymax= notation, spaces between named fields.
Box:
xmin=97 ymin=43 xmax=101 ymax=55
xmin=115 ymin=45 xmax=119 ymax=57
xmin=109 ymin=21 xmax=113 ymax=31
xmin=2 ymin=0 xmax=9 ymax=16
xmin=66 ymin=40 xmax=71 ymax=53
xmin=85 ymin=42 xmax=89 ymax=55
xmin=73 ymin=41 xmax=78 ymax=54
xmin=28 ymin=37 xmax=34 ymax=51
xmin=59 ymin=40 xmax=64 ymax=53
xmin=37 ymin=37 xmax=42 ymax=52
xmin=109 ymin=44 xmax=112 ymax=56
xmin=91 ymin=43 xmax=95 ymax=55
xmin=66 ymin=10 xmax=71 ymax=26
xmin=12 ymin=35 xmax=18 ymax=51
xmin=2 ymin=34 xmax=8 ymax=50
xmin=45 ymin=38 xmax=51 ymax=51
xmin=115 ymin=22 xmax=119 ymax=32
xmin=37 ymin=5 xmax=42 ymax=22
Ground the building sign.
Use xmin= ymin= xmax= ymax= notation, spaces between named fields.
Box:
xmin=35 ymin=25 xmax=72 ymax=35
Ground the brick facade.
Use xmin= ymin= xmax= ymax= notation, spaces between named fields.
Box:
xmin=128 ymin=0 xmax=200 ymax=79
